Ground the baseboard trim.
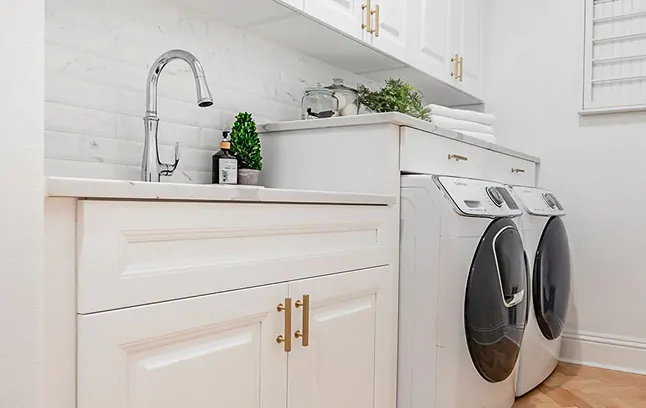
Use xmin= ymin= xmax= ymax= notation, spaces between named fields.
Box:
xmin=560 ymin=331 xmax=646 ymax=375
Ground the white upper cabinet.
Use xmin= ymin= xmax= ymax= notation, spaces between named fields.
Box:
xmin=287 ymin=266 xmax=395 ymax=408
xmin=277 ymin=0 xmax=304 ymax=9
xmin=304 ymin=0 xmax=365 ymax=40
xmin=458 ymin=0 xmax=484 ymax=98
xmin=77 ymin=283 xmax=289 ymax=408
xmin=369 ymin=0 xmax=413 ymax=62
xmin=411 ymin=0 xmax=453 ymax=81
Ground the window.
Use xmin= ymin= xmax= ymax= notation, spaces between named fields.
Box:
xmin=583 ymin=0 xmax=646 ymax=112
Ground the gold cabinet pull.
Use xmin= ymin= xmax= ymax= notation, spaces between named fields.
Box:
xmin=276 ymin=298 xmax=292 ymax=352
xmin=448 ymin=154 xmax=468 ymax=161
xmin=511 ymin=168 xmax=525 ymax=173
xmin=294 ymin=294 xmax=310 ymax=347
xmin=458 ymin=56 xmax=464 ymax=81
xmin=451 ymin=54 xmax=459 ymax=78
xmin=371 ymin=4 xmax=380 ymax=36
xmin=361 ymin=0 xmax=372 ymax=32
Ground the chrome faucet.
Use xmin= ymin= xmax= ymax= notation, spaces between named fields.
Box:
xmin=142 ymin=49 xmax=213 ymax=182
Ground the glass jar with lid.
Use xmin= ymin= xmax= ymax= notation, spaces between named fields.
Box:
xmin=301 ymin=84 xmax=339 ymax=120
xmin=326 ymin=78 xmax=359 ymax=116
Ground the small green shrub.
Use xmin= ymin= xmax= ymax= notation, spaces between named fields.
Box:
xmin=358 ymin=78 xmax=429 ymax=120
xmin=230 ymin=112 xmax=262 ymax=170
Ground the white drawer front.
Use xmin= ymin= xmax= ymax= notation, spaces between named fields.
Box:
xmin=485 ymin=152 xmax=536 ymax=186
xmin=400 ymin=127 xmax=486 ymax=179
xmin=77 ymin=200 xmax=392 ymax=313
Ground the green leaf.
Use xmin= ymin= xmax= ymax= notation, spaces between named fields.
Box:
xmin=230 ymin=111 xmax=263 ymax=170
xmin=358 ymin=78 xmax=429 ymax=120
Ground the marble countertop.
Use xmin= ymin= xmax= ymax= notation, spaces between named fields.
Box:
xmin=260 ymin=112 xmax=540 ymax=164
xmin=46 ymin=177 xmax=395 ymax=205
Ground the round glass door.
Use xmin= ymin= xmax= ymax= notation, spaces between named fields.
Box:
xmin=533 ymin=216 xmax=571 ymax=340
xmin=465 ymin=218 xmax=528 ymax=383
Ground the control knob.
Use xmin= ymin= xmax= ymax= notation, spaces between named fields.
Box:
xmin=486 ymin=186 xmax=504 ymax=207
xmin=542 ymin=193 xmax=556 ymax=209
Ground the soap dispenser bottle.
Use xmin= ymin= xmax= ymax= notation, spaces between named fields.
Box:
xmin=212 ymin=131 xmax=238 ymax=184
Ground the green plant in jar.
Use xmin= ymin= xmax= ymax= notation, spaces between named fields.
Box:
xmin=358 ymin=78 xmax=430 ymax=120
xmin=230 ymin=112 xmax=263 ymax=170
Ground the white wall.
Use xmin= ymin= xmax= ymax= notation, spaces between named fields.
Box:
xmin=484 ymin=0 xmax=646 ymax=373
xmin=0 ymin=1 xmax=45 ymax=406
xmin=45 ymin=0 xmax=374 ymax=183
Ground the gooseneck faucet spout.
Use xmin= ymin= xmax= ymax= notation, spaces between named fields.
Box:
xmin=142 ymin=49 xmax=213 ymax=182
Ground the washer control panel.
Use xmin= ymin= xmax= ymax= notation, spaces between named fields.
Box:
xmin=510 ymin=186 xmax=566 ymax=216
xmin=435 ymin=176 xmax=523 ymax=217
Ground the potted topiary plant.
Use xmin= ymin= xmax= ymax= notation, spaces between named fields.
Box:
xmin=230 ymin=111 xmax=263 ymax=185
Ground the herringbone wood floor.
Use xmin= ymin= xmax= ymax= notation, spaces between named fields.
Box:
xmin=513 ymin=363 xmax=646 ymax=407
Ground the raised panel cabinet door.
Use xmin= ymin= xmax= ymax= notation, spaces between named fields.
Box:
xmin=287 ymin=266 xmax=396 ymax=408
xmin=77 ymin=284 xmax=289 ymax=408
xmin=458 ymin=0 xmax=484 ymax=99
xmin=370 ymin=0 xmax=412 ymax=62
xmin=304 ymin=0 xmax=365 ymax=40
xmin=412 ymin=0 xmax=453 ymax=80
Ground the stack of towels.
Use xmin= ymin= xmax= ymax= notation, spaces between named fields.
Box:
xmin=425 ymin=104 xmax=497 ymax=144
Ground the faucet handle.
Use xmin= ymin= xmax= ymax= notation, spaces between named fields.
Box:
xmin=160 ymin=141 xmax=180 ymax=177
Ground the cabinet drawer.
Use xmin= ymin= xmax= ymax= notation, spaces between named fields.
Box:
xmin=400 ymin=127 xmax=486 ymax=179
xmin=77 ymin=200 xmax=391 ymax=314
xmin=485 ymin=151 xmax=536 ymax=186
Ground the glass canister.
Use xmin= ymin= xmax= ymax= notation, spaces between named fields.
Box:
xmin=326 ymin=78 xmax=359 ymax=116
xmin=301 ymin=84 xmax=339 ymax=120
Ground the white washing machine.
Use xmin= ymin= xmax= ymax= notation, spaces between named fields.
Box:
xmin=398 ymin=175 xmax=529 ymax=408
xmin=510 ymin=186 xmax=571 ymax=397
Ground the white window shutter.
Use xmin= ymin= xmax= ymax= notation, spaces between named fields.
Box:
xmin=583 ymin=0 xmax=646 ymax=112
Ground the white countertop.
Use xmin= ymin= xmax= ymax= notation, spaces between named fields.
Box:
xmin=46 ymin=177 xmax=395 ymax=205
xmin=260 ymin=112 xmax=540 ymax=164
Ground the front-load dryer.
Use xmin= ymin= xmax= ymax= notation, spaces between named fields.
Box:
xmin=398 ymin=175 xmax=529 ymax=408
xmin=510 ymin=186 xmax=571 ymax=396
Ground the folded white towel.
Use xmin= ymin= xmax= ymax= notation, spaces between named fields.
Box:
xmin=425 ymin=104 xmax=496 ymax=126
xmin=428 ymin=115 xmax=494 ymax=134
xmin=458 ymin=130 xmax=497 ymax=144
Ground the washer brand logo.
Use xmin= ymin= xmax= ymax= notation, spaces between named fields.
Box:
xmin=455 ymin=181 xmax=468 ymax=186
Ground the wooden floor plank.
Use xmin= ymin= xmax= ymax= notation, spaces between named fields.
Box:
xmin=513 ymin=363 xmax=646 ymax=408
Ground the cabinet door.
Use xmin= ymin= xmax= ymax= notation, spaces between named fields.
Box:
xmin=412 ymin=0 xmax=453 ymax=81
xmin=304 ymin=0 xmax=365 ymax=40
xmin=78 ymin=284 xmax=289 ymax=408
xmin=370 ymin=0 xmax=412 ymax=62
xmin=459 ymin=0 xmax=484 ymax=98
xmin=287 ymin=266 xmax=396 ymax=408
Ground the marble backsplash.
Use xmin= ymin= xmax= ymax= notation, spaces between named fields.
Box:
xmin=45 ymin=0 xmax=374 ymax=183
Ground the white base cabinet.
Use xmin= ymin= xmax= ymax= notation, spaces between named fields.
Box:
xmin=78 ymin=266 xmax=393 ymax=408
xmin=45 ymin=195 xmax=397 ymax=408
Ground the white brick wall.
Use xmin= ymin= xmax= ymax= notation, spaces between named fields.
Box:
xmin=45 ymin=0 xmax=374 ymax=183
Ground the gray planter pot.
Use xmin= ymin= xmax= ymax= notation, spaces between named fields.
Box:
xmin=238 ymin=168 xmax=261 ymax=185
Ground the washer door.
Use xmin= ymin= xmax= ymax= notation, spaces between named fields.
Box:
xmin=465 ymin=218 xmax=528 ymax=383
xmin=533 ymin=216 xmax=571 ymax=340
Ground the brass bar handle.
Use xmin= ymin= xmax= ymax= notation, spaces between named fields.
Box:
xmin=451 ymin=54 xmax=459 ymax=78
xmin=511 ymin=168 xmax=526 ymax=173
xmin=276 ymin=297 xmax=292 ymax=352
xmin=371 ymin=4 xmax=380 ymax=37
xmin=361 ymin=0 xmax=372 ymax=32
xmin=294 ymin=294 xmax=310 ymax=347
xmin=448 ymin=154 xmax=468 ymax=161
xmin=459 ymin=56 xmax=464 ymax=81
